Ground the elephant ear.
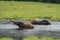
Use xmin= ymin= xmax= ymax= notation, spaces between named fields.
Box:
xmin=41 ymin=20 xmax=49 ymax=22
xmin=18 ymin=22 xmax=24 ymax=25
xmin=41 ymin=20 xmax=51 ymax=25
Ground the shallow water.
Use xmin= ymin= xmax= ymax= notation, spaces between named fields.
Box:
xmin=0 ymin=22 xmax=60 ymax=40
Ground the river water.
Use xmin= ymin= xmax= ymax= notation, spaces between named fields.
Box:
xmin=0 ymin=22 xmax=60 ymax=40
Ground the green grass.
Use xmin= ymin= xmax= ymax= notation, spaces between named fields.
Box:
xmin=0 ymin=1 xmax=60 ymax=21
xmin=23 ymin=36 xmax=60 ymax=40
xmin=0 ymin=38 xmax=14 ymax=40
xmin=0 ymin=37 xmax=60 ymax=40
xmin=23 ymin=36 xmax=39 ymax=40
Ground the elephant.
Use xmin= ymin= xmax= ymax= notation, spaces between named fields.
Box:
xmin=10 ymin=21 xmax=34 ymax=30
xmin=31 ymin=19 xmax=51 ymax=25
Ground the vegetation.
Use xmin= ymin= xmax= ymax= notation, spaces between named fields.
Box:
xmin=0 ymin=0 xmax=60 ymax=3
xmin=23 ymin=36 xmax=60 ymax=40
xmin=0 ymin=1 xmax=60 ymax=21
xmin=0 ymin=38 xmax=14 ymax=40
xmin=23 ymin=36 xmax=39 ymax=40
xmin=0 ymin=36 xmax=60 ymax=40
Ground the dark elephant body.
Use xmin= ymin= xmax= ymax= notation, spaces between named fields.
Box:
xmin=31 ymin=19 xmax=51 ymax=25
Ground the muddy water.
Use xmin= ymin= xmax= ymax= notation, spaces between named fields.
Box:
xmin=0 ymin=22 xmax=60 ymax=40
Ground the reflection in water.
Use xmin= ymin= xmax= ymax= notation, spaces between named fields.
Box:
xmin=0 ymin=22 xmax=60 ymax=40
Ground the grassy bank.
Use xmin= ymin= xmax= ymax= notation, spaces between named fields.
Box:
xmin=0 ymin=36 xmax=60 ymax=40
xmin=0 ymin=38 xmax=14 ymax=40
xmin=23 ymin=36 xmax=60 ymax=40
xmin=0 ymin=1 xmax=60 ymax=21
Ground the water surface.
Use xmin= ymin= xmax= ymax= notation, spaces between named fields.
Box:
xmin=0 ymin=22 xmax=60 ymax=40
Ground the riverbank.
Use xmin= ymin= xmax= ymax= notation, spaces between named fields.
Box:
xmin=0 ymin=1 xmax=60 ymax=21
